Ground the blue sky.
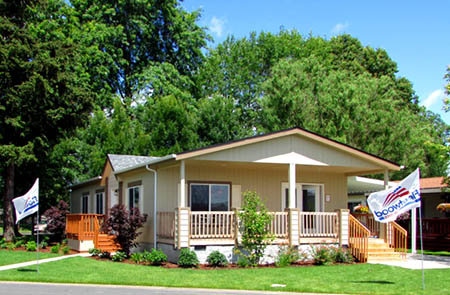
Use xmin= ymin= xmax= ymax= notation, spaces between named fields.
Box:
xmin=181 ymin=0 xmax=450 ymax=124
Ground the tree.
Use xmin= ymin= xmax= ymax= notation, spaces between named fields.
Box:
xmin=43 ymin=200 xmax=69 ymax=242
xmin=70 ymin=0 xmax=208 ymax=109
xmin=445 ymin=66 xmax=450 ymax=111
xmin=0 ymin=0 xmax=95 ymax=241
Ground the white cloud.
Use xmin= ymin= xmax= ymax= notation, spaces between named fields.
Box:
xmin=210 ymin=16 xmax=226 ymax=37
xmin=421 ymin=89 xmax=445 ymax=108
xmin=331 ymin=22 xmax=349 ymax=35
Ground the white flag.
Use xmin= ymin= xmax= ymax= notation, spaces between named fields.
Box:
xmin=367 ymin=169 xmax=420 ymax=223
xmin=12 ymin=178 xmax=39 ymax=224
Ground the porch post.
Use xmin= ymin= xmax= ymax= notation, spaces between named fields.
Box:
xmin=289 ymin=163 xmax=296 ymax=209
xmin=180 ymin=160 xmax=186 ymax=208
xmin=175 ymin=207 xmax=190 ymax=249
xmin=286 ymin=208 xmax=300 ymax=246
xmin=336 ymin=209 xmax=349 ymax=247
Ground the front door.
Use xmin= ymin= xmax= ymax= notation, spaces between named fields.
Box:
xmin=281 ymin=183 xmax=323 ymax=212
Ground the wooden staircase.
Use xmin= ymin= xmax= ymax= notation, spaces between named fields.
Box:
xmin=367 ymin=238 xmax=404 ymax=262
xmin=95 ymin=234 xmax=121 ymax=253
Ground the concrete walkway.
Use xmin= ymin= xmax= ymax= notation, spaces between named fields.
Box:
xmin=368 ymin=253 xmax=450 ymax=269
xmin=0 ymin=253 xmax=90 ymax=271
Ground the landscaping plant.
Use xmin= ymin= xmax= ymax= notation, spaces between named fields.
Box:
xmin=111 ymin=251 xmax=127 ymax=262
xmin=206 ymin=250 xmax=228 ymax=267
xmin=102 ymin=204 xmax=147 ymax=255
xmin=177 ymin=248 xmax=199 ymax=268
xmin=43 ymin=200 xmax=70 ymax=242
xmin=61 ymin=246 xmax=70 ymax=255
xmin=276 ymin=245 xmax=300 ymax=267
xmin=237 ymin=191 xmax=273 ymax=266
xmin=25 ymin=241 xmax=37 ymax=252
xmin=88 ymin=248 xmax=101 ymax=256
xmin=331 ymin=247 xmax=354 ymax=263
xmin=311 ymin=246 xmax=333 ymax=265
xmin=50 ymin=244 xmax=61 ymax=254
xmin=99 ymin=251 xmax=111 ymax=259
xmin=146 ymin=249 xmax=167 ymax=266
xmin=130 ymin=252 xmax=145 ymax=264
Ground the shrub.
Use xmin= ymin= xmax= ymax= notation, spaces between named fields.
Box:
xmin=130 ymin=252 xmax=145 ymax=264
xmin=331 ymin=247 xmax=354 ymax=264
xmin=0 ymin=238 xmax=7 ymax=249
xmin=177 ymin=248 xmax=198 ymax=268
xmin=7 ymin=242 xmax=16 ymax=250
xmin=25 ymin=241 xmax=37 ymax=252
xmin=276 ymin=246 xmax=300 ymax=267
xmin=99 ymin=251 xmax=111 ymax=259
xmin=237 ymin=256 xmax=249 ymax=268
xmin=207 ymin=251 xmax=228 ymax=267
xmin=14 ymin=239 xmax=25 ymax=248
xmin=89 ymin=248 xmax=102 ymax=256
xmin=61 ymin=246 xmax=70 ymax=255
xmin=39 ymin=236 xmax=49 ymax=249
xmin=102 ymin=204 xmax=147 ymax=255
xmin=147 ymin=249 xmax=167 ymax=266
xmin=111 ymin=251 xmax=127 ymax=262
xmin=237 ymin=191 xmax=273 ymax=266
xmin=51 ymin=244 xmax=61 ymax=254
xmin=311 ymin=246 xmax=333 ymax=265
xmin=43 ymin=200 xmax=69 ymax=242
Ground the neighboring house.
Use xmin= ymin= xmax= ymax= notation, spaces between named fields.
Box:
xmin=68 ymin=127 xmax=405 ymax=262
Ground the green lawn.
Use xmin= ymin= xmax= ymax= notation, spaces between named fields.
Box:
xmin=0 ymin=256 xmax=448 ymax=295
xmin=0 ymin=250 xmax=61 ymax=266
xmin=408 ymin=249 xmax=450 ymax=256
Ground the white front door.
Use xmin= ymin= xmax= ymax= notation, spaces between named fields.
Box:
xmin=281 ymin=183 xmax=323 ymax=212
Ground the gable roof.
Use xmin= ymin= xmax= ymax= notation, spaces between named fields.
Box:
xmin=107 ymin=154 xmax=160 ymax=171
xmin=175 ymin=127 xmax=400 ymax=170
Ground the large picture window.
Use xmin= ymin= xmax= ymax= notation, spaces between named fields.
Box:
xmin=190 ymin=183 xmax=230 ymax=211
xmin=128 ymin=186 xmax=140 ymax=210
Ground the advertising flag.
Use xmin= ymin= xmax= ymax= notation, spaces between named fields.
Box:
xmin=367 ymin=169 xmax=420 ymax=223
xmin=12 ymin=178 xmax=39 ymax=224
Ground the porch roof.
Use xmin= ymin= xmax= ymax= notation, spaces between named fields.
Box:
xmin=114 ymin=127 xmax=401 ymax=176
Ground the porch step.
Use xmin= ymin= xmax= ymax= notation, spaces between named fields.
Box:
xmin=96 ymin=234 xmax=121 ymax=253
xmin=366 ymin=238 xmax=404 ymax=262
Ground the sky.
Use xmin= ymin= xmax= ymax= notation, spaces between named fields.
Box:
xmin=181 ymin=0 xmax=450 ymax=124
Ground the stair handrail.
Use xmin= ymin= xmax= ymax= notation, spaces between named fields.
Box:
xmin=386 ymin=221 xmax=408 ymax=259
xmin=349 ymin=214 xmax=370 ymax=262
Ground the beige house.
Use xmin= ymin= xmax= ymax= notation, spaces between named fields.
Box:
xmin=68 ymin=127 xmax=408 ymax=262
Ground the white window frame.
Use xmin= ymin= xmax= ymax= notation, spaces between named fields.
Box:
xmin=189 ymin=183 xmax=230 ymax=211
xmin=127 ymin=185 xmax=143 ymax=212
xmin=95 ymin=192 xmax=104 ymax=214
xmin=81 ymin=193 xmax=89 ymax=214
xmin=281 ymin=182 xmax=324 ymax=212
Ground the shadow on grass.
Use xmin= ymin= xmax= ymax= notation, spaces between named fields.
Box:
xmin=18 ymin=268 xmax=37 ymax=272
xmin=350 ymin=280 xmax=394 ymax=284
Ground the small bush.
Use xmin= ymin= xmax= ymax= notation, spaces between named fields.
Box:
xmin=7 ymin=242 xmax=16 ymax=250
xmin=276 ymin=246 xmax=300 ymax=267
xmin=89 ymin=248 xmax=102 ymax=256
xmin=331 ymin=247 xmax=354 ymax=264
xmin=0 ymin=238 xmax=8 ymax=249
xmin=130 ymin=252 xmax=145 ymax=264
xmin=99 ymin=251 xmax=111 ymax=259
xmin=25 ymin=241 xmax=37 ymax=252
xmin=111 ymin=251 xmax=127 ymax=262
xmin=39 ymin=241 xmax=48 ymax=249
xmin=61 ymin=246 xmax=70 ymax=255
xmin=147 ymin=249 xmax=167 ymax=266
xmin=14 ymin=239 xmax=25 ymax=248
xmin=43 ymin=200 xmax=69 ymax=242
xmin=311 ymin=246 xmax=333 ymax=265
xmin=177 ymin=248 xmax=199 ymax=268
xmin=237 ymin=256 xmax=249 ymax=268
xmin=51 ymin=244 xmax=61 ymax=254
xmin=207 ymin=251 xmax=228 ymax=267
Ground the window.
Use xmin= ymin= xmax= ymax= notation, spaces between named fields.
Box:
xmin=190 ymin=183 xmax=230 ymax=211
xmin=82 ymin=193 xmax=89 ymax=213
xmin=128 ymin=186 xmax=140 ymax=210
xmin=96 ymin=192 xmax=104 ymax=214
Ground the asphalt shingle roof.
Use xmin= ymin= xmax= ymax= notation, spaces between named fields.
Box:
xmin=108 ymin=154 xmax=159 ymax=171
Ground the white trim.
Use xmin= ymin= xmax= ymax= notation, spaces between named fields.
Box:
xmin=281 ymin=182 xmax=324 ymax=212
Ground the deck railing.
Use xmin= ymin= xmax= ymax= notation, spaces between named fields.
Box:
xmin=352 ymin=213 xmax=380 ymax=237
xmin=66 ymin=214 xmax=104 ymax=241
xmin=299 ymin=212 xmax=338 ymax=238
xmin=385 ymin=221 xmax=408 ymax=258
xmin=267 ymin=212 xmax=289 ymax=239
xmin=190 ymin=211 xmax=236 ymax=239
xmin=348 ymin=214 xmax=370 ymax=262
xmin=157 ymin=212 xmax=175 ymax=239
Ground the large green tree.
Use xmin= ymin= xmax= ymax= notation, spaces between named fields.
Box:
xmin=0 ymin=0 xmax=94 ymax=240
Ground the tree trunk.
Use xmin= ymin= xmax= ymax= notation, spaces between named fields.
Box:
xmin=3 ymin=162 xmax=16 ymax=242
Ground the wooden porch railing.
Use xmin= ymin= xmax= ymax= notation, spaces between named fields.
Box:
xmin=66 ymin=214 xmax=104 ymax=241
xmin=352 ymin=213 xmax=380 ymax=237
xmin=348 ymin=214 xmax=370 ymax=262
xmin=190 ymin=211 xmax=235 ymax=239
xmin=299 ymin=212 xmax=338 ymax=238
xmin=267 ymin=212 xmax=289 ymax=239
xmin=386 ymin=221 xmax=408 ymax=259
xmin=157 ymin=212 xmax=175 ymax=239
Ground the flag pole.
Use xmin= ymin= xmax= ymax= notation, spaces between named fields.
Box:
xmin=36 ymin=210 xmax=39 ymax=274
xmin=419 ymin=206 xmax=425 ymax=292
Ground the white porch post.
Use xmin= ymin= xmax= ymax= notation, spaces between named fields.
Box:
xmin=379 ymin=169 xmax=390 ymax=240
xmin=180 ymin=160 xmax=186 ymax=207
xmin=289 ymin=163 xmax=296 ymax=209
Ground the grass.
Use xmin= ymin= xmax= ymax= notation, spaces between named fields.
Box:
xmin=0 ymin=250 xmax=61 ymax=266
xmin=0 ymin=257 xmax=449 ymax=295
xmin=408 ymin=249 xmax=450 ymax=256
